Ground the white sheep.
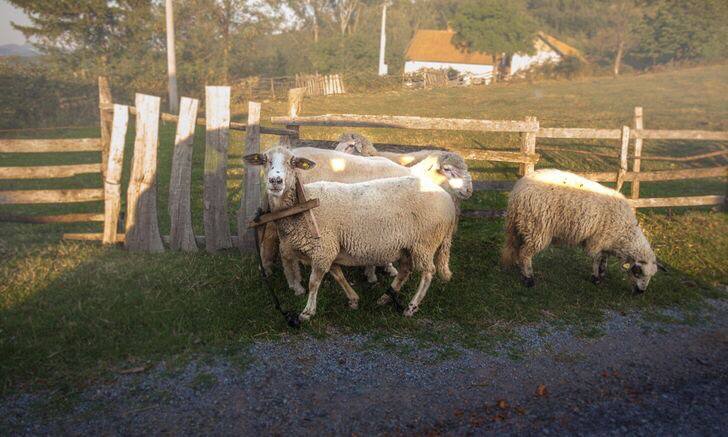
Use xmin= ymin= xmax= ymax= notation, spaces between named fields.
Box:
xmin=502 ymin=169 xmax=665 ymax=293
xmin=260 ymin=147 xmax=472 ymax=290
xmin=335 ymin=131 xmax=454 ymax=167
xmin=244 ymin=146 xmax=458 ymax=321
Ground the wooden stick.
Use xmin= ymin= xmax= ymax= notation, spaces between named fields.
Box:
xmin=168 ymin=97 xmax=200 ymax=252
xmin=0 ymin=138 xmax=102 ymax=153
xmin=239 ymin=101 xmax=262 ymax=253
xmin=0 ymin=189 xmax=104 ymax=205
xmin=98 ymin=76 xmax=113 ymax=181
xmin=125 ymin=93 xmax=164 ymax=253
xmin=295 ymin=178 xmax=320 ymax=238
xmin=271 ymin=114 xmax=540 ymax=133
xmin=0 ymin=164 xmax=101 ymax=179
xmin=538 ymin=128 xmax=622 ymax=140
xmin=203 ymin=86 xmax=233 ymax=252
xmin=102 ymin=104 xmax=128 ymax=245
xmin=462 ymin=150 xmax=540 ymax=164
xmin=616 ymin=125 xmax=630 ymax=192
xmin=1 ymin=213 xmax=104 ymax=223
xmin=246 ymin=199 xmax=320 ymax=228
xmin=631 ymin=107 xmax=644 ymax=199
xmin=520 ymin=116 xmax=538 ymax=175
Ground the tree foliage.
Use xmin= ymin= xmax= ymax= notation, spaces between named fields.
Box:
xmin=451 ymin=0 xmax=538 ymax=56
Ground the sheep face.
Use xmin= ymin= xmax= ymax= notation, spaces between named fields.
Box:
xmin=412 ymin=153 xmax=473 ymax=200
xmin=335 ymin=132 xmax=377 ymax=156
xmin=625 ymin=260 xmax=659 ymax=294
xmin=243 ymin=146 xmax=316 ymax=198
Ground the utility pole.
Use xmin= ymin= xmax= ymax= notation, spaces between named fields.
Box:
xmin=165 ymin=0 xmax=179 ymax=113
xmin=378 ymin=2 xmax=388 ymax=76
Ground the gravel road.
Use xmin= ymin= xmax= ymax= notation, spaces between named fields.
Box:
xmin=2 ymin=299 xmax=727 ymax=436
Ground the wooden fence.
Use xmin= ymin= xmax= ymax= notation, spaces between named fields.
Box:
xmin=295 ymin=73 xmax=346 ymax=97
xmin=270 ymin=109 xmax=727 ymax=210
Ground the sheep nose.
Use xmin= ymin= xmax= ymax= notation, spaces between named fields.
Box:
xmin=268 ymin=176 xmax=283 ymax=185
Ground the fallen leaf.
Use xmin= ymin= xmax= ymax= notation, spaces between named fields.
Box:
xmin=496 ymin=399 xmax=510 ymax=410
xmin=535 ymin=384 xmax=548 ymax=397
xmin=514 ymin=406 xmax=526 ymax=415
xmin=118 ymin=365 xmax=147 ymax=374
xmin=454 ymin=409 xmax=464 ymax=417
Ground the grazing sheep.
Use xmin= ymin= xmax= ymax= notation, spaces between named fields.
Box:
xmin=335 ymin=131 xmax=455 ymax=167
xmin=244 ymin=146 xmax=458 ymax=321
xmin=502 ymin=169 xmax=664 ymax=293
xmin=260 ymin=147 xmax=472 ymax=290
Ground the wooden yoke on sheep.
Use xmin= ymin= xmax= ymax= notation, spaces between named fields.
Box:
xmin=246 ymin=179 xmax=321 ymax=238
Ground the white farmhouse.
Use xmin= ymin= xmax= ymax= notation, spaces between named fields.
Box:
xmin=404 ymin=29 xmax=583 ymax=80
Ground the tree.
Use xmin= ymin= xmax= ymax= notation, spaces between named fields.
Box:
xmin=451 ymin=0 xmax=537 ymax=76
xmin=591 ymin=0 xmax=645 ymax=75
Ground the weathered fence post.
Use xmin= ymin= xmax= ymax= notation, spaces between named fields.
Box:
xmin=125 ymin=94 xmax=164 ymax=252
xmin=102 ymin=104 xmax=128 ymax=245
xmin=203 ymin=86 xmax=233 ymax=252
xmin=168 ymin=96 xmax=200 ymax=251
xmin=98 ymin=76 xmax=113 ymax=181
xmin=631 ymin=107 xmax=644 ymax=199
xmin=238 ymin=101 xmax=262 ymax=252
xmin=281 ymin=87 xmax=304 ymax=147
xmin=519 ymin=116 xmax=538 ymax=176
xmin=616 ymin=125 xmax=631 ymax=192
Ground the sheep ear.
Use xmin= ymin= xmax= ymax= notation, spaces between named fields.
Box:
xmin=292 ymin=157 xmax=316 ymax=170
xmin=243 ymin=153 xmax=267 ymax=166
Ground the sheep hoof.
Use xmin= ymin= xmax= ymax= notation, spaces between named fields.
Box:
xmin=366 ymin=274 xmax=378 ymax=284
xmin=293 ymin=284 xmax=306 ymax=296
xmin=263 ymin=266 xmax=274 ymax=277
xmin=591 ymin=275 xmax=602 ymax=285
xmin=349 ymin=299 xmax=359 ymax=310
xmin=403 ymin=306 xmax=418 ymax=317
xmin=376 ymin=293 xmax=392 ymax=306
xmin=523 ymin=276 xmax=535 ymax=288
xmin=386 ymin=265 xmax=399 ymax=277
xmin=298 ymin=311 xmax=312 ymax=322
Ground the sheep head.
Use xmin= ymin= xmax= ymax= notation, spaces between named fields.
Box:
xmin=335 ymin=132 xmax=378 ymax=156
xmin=243 ymin=146 xmax=316 ymax=198
xmin=411 ymin=152 xmax=473 ymax=200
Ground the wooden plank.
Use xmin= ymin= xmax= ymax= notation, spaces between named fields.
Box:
xmin=628 ymin=195 xmax=726 ymax=208
xmin=168 ymin=97 xmax=200 ymax=252
xmin=295 ymin=178 xmax=320 ymax=238
xmin=239 ymin=101 xmax=262 ymax=253
xmin=103 ymin=104 xmax=129 ymax=245
xmin=639 ymin=150 xmax=728 ymax=162
xmin=462 ymin=149 xmax=540 ymax=164
xmin=631 ymin=107 xmax=643 ymax=199
xmin=0 ymin=138 xmax=102 ymax=153
xmin=246 ymin=199 xmax=320 ymax=229
xmin=271 ymin=114 xmax=540 ymax=133
xmin=538 ymin=146 xmax=620 ymax=159
xmin=98 ymin=76 xmax=113 ymax=180
xmin=616 ymin=126 xmax=630 ymax=192
xmin=0 ymin=189 xmax=104 ymax=204
xmin=520 ymin=116 xmax=538 ymax=175
xmin=631 ymin=166 xmax=727 ymax=182
xmin=125 ymin=94 xmax=164 ymax=253
xmin=64 ymin=233 xmax=241 ymax=246
xmin=537 ymin=128 xmax=622 ymax=140
xmin=632 ymin=130 xmax=728 ymax=141
xmin=461 ymin=209 xmax=507 ymax=218
xmin=0 ymin=213 xmax=104 ymax=223
xmin=0 ymin=163 xmax=101 ymax=179
xmin=203 ymin=86 xmax=233 ymax=252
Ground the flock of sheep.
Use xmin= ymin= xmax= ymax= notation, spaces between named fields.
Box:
xmin=243 ymin=133 xmax=663 ymax=323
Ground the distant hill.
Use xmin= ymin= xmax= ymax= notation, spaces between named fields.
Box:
xmin=0 ymin=44 xmax=37 ymax=57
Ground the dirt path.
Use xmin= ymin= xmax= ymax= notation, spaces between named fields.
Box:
xmin=2 ymin=300 xmax=727 ymax=435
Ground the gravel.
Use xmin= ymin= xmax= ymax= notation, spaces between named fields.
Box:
xmin=2 ymin=299 xmax=727 ymax=436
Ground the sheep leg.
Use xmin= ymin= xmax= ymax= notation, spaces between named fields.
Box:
xmin=329 ymin=265 xmax=360 ymax=309
xmin=280 ymin=247 xmax=306 ymax=295
xmin=377 ymin=254 xmax=412 ymax=306
xmin=404 ymin=271 xmax=434 ymax=317
xmin=299 ymin=266 xmax=327 ymax=322
xmin=364 ymin=266 xmax=378 ymax=283
xmin=591 ymin=252 xmax=608 ymax=285
xmin=518 ymin=248 xmax=537 ymax=288
xmin=385 ymin=263 xmax=398 ymax=277
xmin=260 ymin=223 xmax=279 ymax=276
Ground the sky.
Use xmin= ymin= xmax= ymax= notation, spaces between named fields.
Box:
xmin=0 ymin=1 xmax=30 ymax=45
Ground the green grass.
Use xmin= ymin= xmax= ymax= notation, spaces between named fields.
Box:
xmin=1 ymin=65 xmax=727 ymax=394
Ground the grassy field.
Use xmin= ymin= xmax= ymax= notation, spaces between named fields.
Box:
xmin=1 ymin=65 xmax=726 ymax=394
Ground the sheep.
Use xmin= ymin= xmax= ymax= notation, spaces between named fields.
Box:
xmin=501 ymin=169 xmax=665 ymax=293
xmin=244 ymin=146 xmax=458 ymax=321
xmin=335 ymin=131 xmax=455 ymax=167
xmin=260 ymin=147 xmax=472 ymax=291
